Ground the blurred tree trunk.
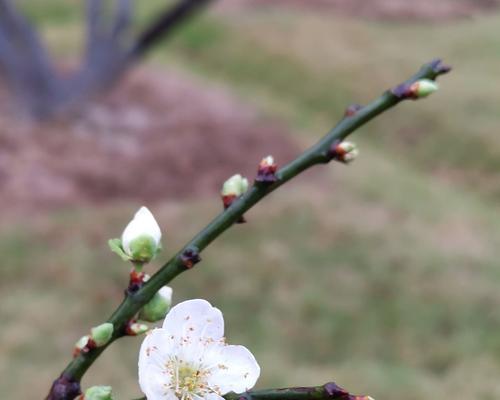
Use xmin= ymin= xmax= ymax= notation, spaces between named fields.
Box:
xmin=0 ymin=0 xmax=213 ymax=119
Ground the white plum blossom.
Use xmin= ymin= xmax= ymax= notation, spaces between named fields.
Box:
xmin=138 ymin=299 xmax=260 ymax=400
xmin=121 ymin=206 xmax=162 ymax=263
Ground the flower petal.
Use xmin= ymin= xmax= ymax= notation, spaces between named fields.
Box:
xmin=139 ymin=363 xmax=177 ymax=400
xmin=204 ymin=394 xmax=225 ymax=400
xmin=138 ymin=329 xmax=176 ymax=395
xmin=122 ymin=206 xmax=162 ymax=253
xmin=205 ymin=345 xmax=260 ymax=394
xmin=162 ymin=299 xmax=224 ymax=343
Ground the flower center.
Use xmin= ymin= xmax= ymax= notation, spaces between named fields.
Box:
xmin=177 ymin=366 xmax=203 ymax=394
xmin=165 ymin=359 xmax=214 ymax=400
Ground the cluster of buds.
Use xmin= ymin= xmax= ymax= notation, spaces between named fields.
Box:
xmin=77 ymin=385 xmax=113 ymax=400
xmin=255 ymin=155 xmax=278 ymax=183
xmin=73 ymin=323 xmax=114 ymax=357
xmin=330 ymin=141 xmax=359 ymax=164
xmin=138 ymin=286 xmax=173 ymax=323
xmin=392 ymin=78 xmax=439 ymax=100
xmin=109 ymin=206 xmax=162 ymax=266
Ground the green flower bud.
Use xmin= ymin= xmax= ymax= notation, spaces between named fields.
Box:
xmin=412 ymin=79 xmax=439 ymax=98
xmin=127 ymin=235 xmax=158 ymax=263
xmin=84 ymin=385 xmax=113 ymax=400
xmin=139 ymin=286 xmax=173 ymax=322
xmin=91 ymin=323 xmax=113 ymax=347
xmin=221 ymin=174 xmax=249 ymax=198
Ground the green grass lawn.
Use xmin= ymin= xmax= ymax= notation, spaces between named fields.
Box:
xmin=3 ymin=2 xmax=500 ymax=399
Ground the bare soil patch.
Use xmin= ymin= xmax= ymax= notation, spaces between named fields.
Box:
xmin=220 ymin=0 xmax=499 ymax=21
xmin=0 ymin=68 xmax=299 ymax=211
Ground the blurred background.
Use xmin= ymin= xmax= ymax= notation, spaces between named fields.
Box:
xmin=2 ymin=1 xmax=500 ymax=399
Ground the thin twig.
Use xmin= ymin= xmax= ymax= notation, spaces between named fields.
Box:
xmin=133 ymin=381 xmax=372 ymax=400
xmin=129 ymin=0 xmax=214 ymax=58
xmin=46 ymin=59 xmax=450 ymax=400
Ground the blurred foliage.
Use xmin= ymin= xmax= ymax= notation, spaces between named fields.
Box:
xmin=2 ymin=2 xmax=500 ymax=400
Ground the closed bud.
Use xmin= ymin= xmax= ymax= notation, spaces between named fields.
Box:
xmin=75 ymin=335 xmax=90 ymax=351
xmin=256 ymin=155 xmax=278 ymax=183
xmin=332 ymin=141 xmax=359 ymax=164
xmin=83 ymin=385 xmax=113 ymax=400
xmin=221 ymin=174 xmax=249 ymax=198
xmin=410 ymin=79 xmax=439 ymax=98
xmin=121 ymin=207 xmax=162 ymax=264
xmin=73 ymin=335 xmax=91 ymax=357
xmin=139 ymin=286 xmax=173 ymax=322
xmin=127 ymin=322 xmax=150 ymax=336
xmin=261 ymin=155 xmax=274 ymax=167
xmin=91 ymin=323 xmax=113 ymax=347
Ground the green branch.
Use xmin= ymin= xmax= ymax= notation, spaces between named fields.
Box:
xmin=133 ymin=381 xmax=371 ymax=400
xmin=46 ymin=59 xmax=450 ymax=399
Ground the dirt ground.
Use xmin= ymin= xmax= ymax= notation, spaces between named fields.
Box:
xmin=0 ymin=68 xmax=299 ymax=211
xmin=219 ymin=0 xmax=500 ymax=20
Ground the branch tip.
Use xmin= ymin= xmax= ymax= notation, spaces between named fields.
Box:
xmin=429 ymin=58 xmax=452 ymax=75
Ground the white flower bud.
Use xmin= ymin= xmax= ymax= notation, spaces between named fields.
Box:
xmin=221 ymin=174 xmax=249 ymax=198
xmin=337 ymin=141 xmax=356 ymax=153
xmin=121 ymin=207 xmax=162 ymax=264
xmin=333 ymin=141 xmax=359 ymax=164
xmin=139 ymin=286 xmax=173 ymax=322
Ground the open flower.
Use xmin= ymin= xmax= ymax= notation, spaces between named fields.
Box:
xmin=121 ymin=206 xmax=162 ymax=263
xmin=138 ymin=299 xmax=260 ymax=400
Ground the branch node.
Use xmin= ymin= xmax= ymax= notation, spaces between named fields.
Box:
xmin=344 ymin=104 xmax=363 ymax=117
xmin=126 ymin=269 xmax=146 ymax=295
xmin=222 ymin=194 xmax=247 ymax=224
xmin=45 ymin=374 xmax=81 ymax=400
xmin=323 ymin=382 xmax=349 ymax=398
xmin=181 ymin=246 xmax=202 ymax=269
